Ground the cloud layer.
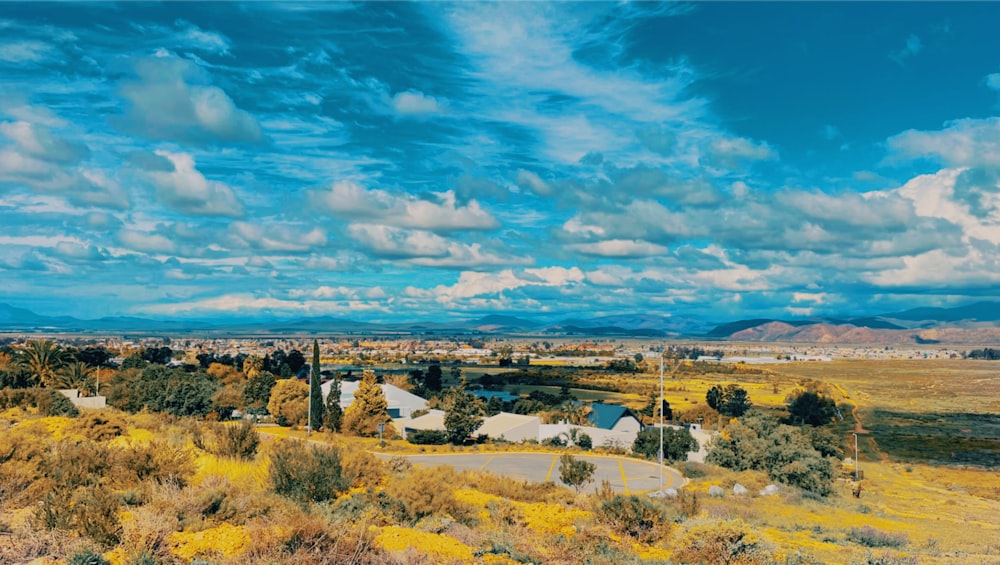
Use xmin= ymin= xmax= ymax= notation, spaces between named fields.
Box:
xmin=1 ymin=3 xmax=1000 ymax=320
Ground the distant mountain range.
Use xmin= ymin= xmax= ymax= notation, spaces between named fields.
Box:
xmin=4 ymin=302 xmax=1000 ymax=344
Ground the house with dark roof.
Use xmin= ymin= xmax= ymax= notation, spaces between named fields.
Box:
xmin=588 ymin=403 xmax=642 ymax=435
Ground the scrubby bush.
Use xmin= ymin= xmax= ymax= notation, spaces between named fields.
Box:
xmin=672 ymin=519 xmax=774 ymax=565
xmin=269 ymin=440 xmax=348 ymax=503
xmin=407 ymin=429 xmax=450 ymax=445
xmin=71 ymin=486 xmax=122 ymax=548
xmin=386 ymin=466 xmax=468 ymax=521
xmin=559 ymin=454 xmax=596 ymax=493
xmin=596 ymin=495 xmax=672 ymax=544
xmin=847 ymin=526 xmax=909 ymax=548
xmin=632 ymin=426 xmax=697 ymax=462
xmin=67 ymin=548 xmax=110 ymax=565
xmin=70 ymin=410 xmax=127 ymax=441
xmin=0 ymin=388 xmax=78 ymax=417
xmin=341 ymin=445 xmax=386 ymax=488
xmin=676 ymin=461 xmax=709 ymax=478
xmin=707 ymin=412 xmax=835 ymax=495
xmin=212 ymin=420 xmax=260 ymax=460
xmin=118 ymin=441 xmax=195 ymax=488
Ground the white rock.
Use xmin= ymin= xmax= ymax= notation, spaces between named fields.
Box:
xmin=708 ymin=485 xmax=724 ymax=497
xmin=760 ymin=484 xmax=780 ymax=496
xmin=733 ymin=483 xmax=748 ymax=495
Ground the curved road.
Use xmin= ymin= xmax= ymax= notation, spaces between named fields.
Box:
xmin=383 ymin=452 xmax=685 ymax=494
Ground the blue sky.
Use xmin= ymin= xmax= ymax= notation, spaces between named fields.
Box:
xmin=2 ymin=2 xmax=1000 ymax=322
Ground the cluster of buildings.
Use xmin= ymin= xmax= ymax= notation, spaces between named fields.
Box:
xmin=319 ymin=379 xmax=713 ymax=461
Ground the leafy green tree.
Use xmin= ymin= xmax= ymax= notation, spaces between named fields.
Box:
xmin=243 ymin=370 xmax=276 ymax=415
xmin=706 ymin=385 xmax=723 ymax=411
xmin=267 ymin=379 xmax=309 ymax=426
xmin=559 ymin=454 xmax=596 ymax=493
xmin=485 ymin=395 xmax=504 ymax=416
xmin=632 ymin=426 xmax=698 ymax=462
xmin=425 ymin=364 xmax=443 ymax=392
xmin=16 ymin=339 xmax=67 ymax=388
xmin=785 ymin=391 xmax=838 ymax=426
xmin=707 ymin=412 xmax=835 ymax=495
xmin=707 ymin=384 xmax=752 ymax=417
xmin=641 ymin=393 xmax=672 ymax=421
xmin=443 ymin=382 xmax=484 ymax=444
xmin=323 ymin=373 xmax=343 ymax=432
xmin=309 ymin=340 xmax=325 ymax=432
xmin=342 ymin=369 xmax=392 ymax=437
xmin=53 ymin=362 xmax=96 ymax=395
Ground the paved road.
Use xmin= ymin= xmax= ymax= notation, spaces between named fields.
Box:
xmin=381 ymin=452 xmax=685 ymax=494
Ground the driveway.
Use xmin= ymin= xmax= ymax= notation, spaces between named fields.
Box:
xmin=382 ymin=452 xmax=685 ymax=494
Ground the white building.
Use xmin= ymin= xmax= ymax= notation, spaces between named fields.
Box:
xmin=321 ymin=380 xmax=428 ymax=419
xmin=475 ymin=413 xmax=540 ymax=443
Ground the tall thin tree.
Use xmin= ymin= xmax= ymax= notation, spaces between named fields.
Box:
xmin=309 ymin=339 xmax=325 ymax=434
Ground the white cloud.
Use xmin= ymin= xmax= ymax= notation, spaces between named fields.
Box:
xmin=176 ymin=22 xmax=232 ymax=54
xmin=0 ymin=40 xmax=54 ymax=63
xmin=147 ymin=151 xmax=244 ymax=217
xmin=119 ymin=54 xmax=262 ymax=144
xmin=139 ymin=294 xmax=389 ymax=316
xmin=228 ymin=221 xmax=326 ymax=252
xmin=890 ymin=33 xmax=922 ymax=64
xmin=709 ymin=136 xmax=777 ymax=163
xmin=987 ymin=73 xmax=1000 ymax=92
xmin=311 ymin=181 xmax=499 ymax=232
xmin=391 ymin=90 xmax=444 ymax=116
xmin=516 ymin=169 xmax=552 ymax=196
xmin=569 ymin=239 xmax=668 ymax=258
xmin=886 ymin=117 xmax=1000 ymax=167
xmin=424 ymin=266 xmax=584 ymax=301
xmin=117 ymin=229 xmax=177 ymax=254
xmin=0 ymin=121 xmax=89 ymax=163
xmin=347 ymin=224 xmax=518 ymax=267
xmin=896 ymin=168 xmax=1000 ymax=244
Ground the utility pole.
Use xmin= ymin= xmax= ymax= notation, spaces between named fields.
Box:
xmin=853 ymin=432 xmax=859 ymax=480
xmin=658 ymin=346 xmax=664 ymax=494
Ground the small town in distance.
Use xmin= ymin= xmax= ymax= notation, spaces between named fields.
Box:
xmin=1 ymin=323 xmax=998 ymax=564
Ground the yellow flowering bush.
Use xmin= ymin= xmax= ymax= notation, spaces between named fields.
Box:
xmin=167 ymin=522 xmax=250 ymax=560
xmin=375 ymin=525 xmax=474 ymax=561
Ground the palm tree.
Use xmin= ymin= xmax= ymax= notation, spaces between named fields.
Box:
xmin=16 ymin=340 xmax=68 ymax=388
xmin=54 ymin=362 xmax=96 ymax=395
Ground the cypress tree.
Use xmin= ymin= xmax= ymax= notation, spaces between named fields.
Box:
xmin=310 ymin=340 xmax=325 ymax=433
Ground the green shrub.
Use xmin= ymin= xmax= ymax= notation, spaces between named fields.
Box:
xmin=72 ymin=486 xmax=122 ymax=548
xmin=269 ymin=440 xmax=348 ymax=503
xmin=672 ymin=519 xmax=773 ymax=565
xmin=70 ymin=410 xmax=127 ymax=442
xmin=213 ymin=420 xmax=259 ymax=460
xmin=847 ymin=526 xmax=909 ymax=548
xmin=118 ymin=441 xmax=194 ymax=488
xmin=386 ymin=466 xmax=467 ymax=522
xmin=0 ymin=388 xmax=78 ymax=417
xmin=407 ymin=429 xmax=450 ymax=445
xmin=676 ymin=461 xmax=709 ymax=478
xmin=67 ymin=548 xmax=110 ymax=565
xmin=596 ymin=495 xmax=671 ymax=544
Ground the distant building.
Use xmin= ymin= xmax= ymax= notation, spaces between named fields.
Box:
xmin=587 ymin=403 xmax=642 ymax=435
xmin=320 ymin=380 xmax=428 ymax=419
xmin=475 ymin=412 xmax=540 ymax=443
